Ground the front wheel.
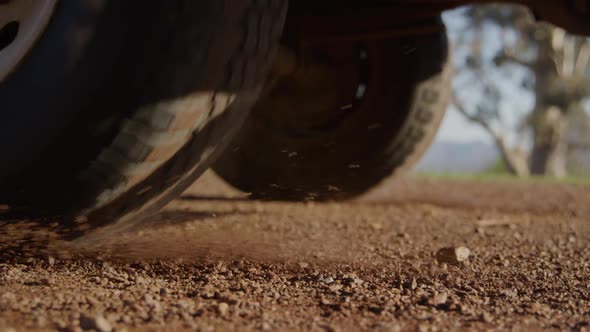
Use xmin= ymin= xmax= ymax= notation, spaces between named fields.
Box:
xmin=0 ymin=0 xmax=287 ymax=232
xmin=214 ymin=18 xmax=451 ymax=201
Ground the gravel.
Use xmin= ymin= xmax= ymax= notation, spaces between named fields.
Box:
xmin=0 ymin=173 xmax=589 ymax=331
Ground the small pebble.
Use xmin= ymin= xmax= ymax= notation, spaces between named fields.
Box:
xmin=322 ymin=277 xmax=335 ymax=284
xmin=530 ymin=302 xmax=549 ymax=314
xmin=217 ymin=302 xmax=229 ymax=316
xmin=79 ymin=314 xmax=112 ymax=332
xmin=429 ymin=292 xmax=448 ymax=306
xmin=436 ymin=247 xmax=471 ymax=265
xmin=369 ymin=223 xmax=383 ymax=231
xmin=47 ymin=257 xmax=56 ymax=266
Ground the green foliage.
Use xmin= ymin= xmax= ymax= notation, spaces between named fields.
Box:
xmin=482 ymin=159 xmax=509 ymax=175
xmin=416 ymin=172 xmax=590 ymax=185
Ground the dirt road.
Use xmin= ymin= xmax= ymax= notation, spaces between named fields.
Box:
xmin=1 ymin=173 xmax=589 ymax=331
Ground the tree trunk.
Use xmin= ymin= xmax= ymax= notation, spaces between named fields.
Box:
xmin=529 ymin=141 xmax=568 ymax=177
xmin=495 ymin=137 xmax=530 ymax=177
xmin=528 ymin=106 xmax=569 ymax=177
xmin=545 ymin=138 xmax=568 ymax=177
xmin=528 ymin=44 xmax=569 ymax=178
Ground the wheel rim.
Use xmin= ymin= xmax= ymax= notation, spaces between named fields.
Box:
xmin=0 ymin=0 xmax=57 ymax=83
xmin=262 ymin=42 xmax=371 ymax=136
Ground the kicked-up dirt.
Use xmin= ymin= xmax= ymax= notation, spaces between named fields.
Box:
xmin=0 ymin=172 xmax=589 ymax=331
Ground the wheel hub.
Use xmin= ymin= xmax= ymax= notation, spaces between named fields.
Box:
xmin=0 ymin=0 xmax=57 ymax=83
xmin=265 ymin=42 xmax=370 ymax=135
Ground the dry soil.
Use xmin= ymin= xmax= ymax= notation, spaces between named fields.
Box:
xmin=0 ymin=172 xmax=589 ymax=331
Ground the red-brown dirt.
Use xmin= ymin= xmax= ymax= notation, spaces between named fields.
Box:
xmin=0 ymin=172 xmax=589 ymax=331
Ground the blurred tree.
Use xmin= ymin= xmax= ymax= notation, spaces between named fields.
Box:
xmin=450 ymin=4 xmax=590 ymax=177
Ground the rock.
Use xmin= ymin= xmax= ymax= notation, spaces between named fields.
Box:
xmin=1 ymin=292 xmax=17 ymax=303
xmin=329 ymin=284 xmax=343 ymax=292
xmin=320 ymin=297 xmax=331 ymax=305
xmin=79 ymin=314 xmax=112 ymax=332
xmin=476 ymin=218 xmax=517 ymax=227
xmin=568 ymin=234 xmax=577 ymax=244
xmin=217 ymin=302 xmax=229 ymax=316
xmin=134 ymin=276 xmax=146 ymax=285
xmin=530 ymin=301 xmax=549 ymax=314
xmin=481 ymin=312 xmax=493 ymax=323
xmin=418 ymin=323 xmax=430 ymax=332
xmin=369 ymin=223 xmax=383 ymax=231
xmin=86 ymin=296 xmax=99 ymax=307
xmin=35 ymin=315 xmax=48 ymax=327
xmin=398 ymin=233 xmax=410 ymax=240
xmin=436 ymin=247 xmax=471 ymax=265
xmin=501 ymin=289 xmax=518 ymax=298
xmin=200 ymin=286 xmax=216 ymax=299
xmin=429 ymin=292 xmax=448 ymax=306
xmin=321 ymin=277 xmax=335 ymax=284
xmin=298 ymin=262 xmax=309 ymax=269
xmin=375 ymin=323 xmax=401 ymax=332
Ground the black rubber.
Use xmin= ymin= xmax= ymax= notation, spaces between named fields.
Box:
xmin=0 ymin=0 xmax=287 ymax=227
xmin=214 ymin=19 xmax=451 ymax=201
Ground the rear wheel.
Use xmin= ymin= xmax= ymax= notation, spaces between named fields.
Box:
xmin=214 ymin=18 xmax=451 ymax=201
xmin=0 ymin=0 xmax=287 ymax=231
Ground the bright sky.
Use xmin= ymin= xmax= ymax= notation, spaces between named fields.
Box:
xmin=421 ymin=8 xmax=590 ymax=145
xmin=435 ymin=108 xmax=492 ymax=143
xmin=436 ymin=8 xmax=532 ymax=144
xmin=436 ymin=9 xmax=494 ymax=144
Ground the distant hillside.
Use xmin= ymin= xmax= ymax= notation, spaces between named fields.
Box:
xmin=413 ymin=141 xmax=499 ymax=174
xmin=568 ymin=149 xmax=590 ymax=176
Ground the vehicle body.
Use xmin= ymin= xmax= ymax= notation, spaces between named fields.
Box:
xmin=0 ymin=0 xmax=588 ymax=237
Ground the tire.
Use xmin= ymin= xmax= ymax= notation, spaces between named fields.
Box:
xmin=0 ymin=1 xmax=287 ymax=232
xmin=213 ymin=18 xmax=451 ymax=201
